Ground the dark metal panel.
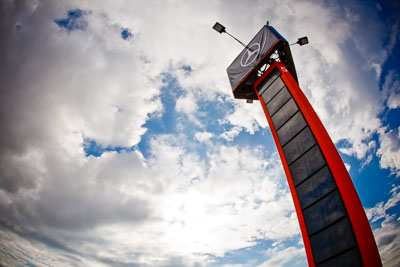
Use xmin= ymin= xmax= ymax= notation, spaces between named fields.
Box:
xmin=252 ymin=63 xmax=376 ymax=267
xmin=296 ymin=166 xmax=336 ymax=209
xmin=303 ymin=190 xmax=347 ymax=235
xmin=317 ymin=248 xmax=362 ymax=267
xmin=289 ymin=145 xmax=326 ymax=186
xmin=259 ymin=76 xmax=284 ymax=102
xmin=309 ymin=217 xmax=356 ymax=264
xmin=271 ymin=98 xmax=298 ymax=130
xmin=276 ymin=111 xmax=307 ymax=146
xmin=266 ymin=87 xmax=292 ymax=116
xmin=283 ymin=127 xmax=316 ymax=165
xmin=277 ymin=62 xmax=381 ymax=267
xmin=257 ymin=68 xmax=282 ymax=96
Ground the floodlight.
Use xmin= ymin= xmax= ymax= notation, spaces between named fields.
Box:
xmin=297 ymin=36 xmax=309 ymax=46
xmin=212 ymin=22 xmax=248 ymax=48
xmin=290 ymin=36 xmax=309 ymax=46
xmin=213 ymin=22 xmax=226 ymax=33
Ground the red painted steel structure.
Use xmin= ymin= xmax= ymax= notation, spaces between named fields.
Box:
xmin=253 ymin=62 xmax=381 ymax=266
xmin=225 ymin=24 xmax=382 ymax=266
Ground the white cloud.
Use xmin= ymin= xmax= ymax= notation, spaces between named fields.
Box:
xmin=220 ymin=126 xmax=242 ymax=142
xmin=221 ymin=101 xmax=268 ymax=137
xmin=388 ymin=93 xmax=400 ymax=110
xmin=373 ymin=217 xmax=400 ymax=267
xmin=1 ymin=1 xmax=162 ymax=150
xmin=377 ymin=127 xmax=400 ymax=176
xmin=216 ymin=0 xmax=394 ymax=163
xmin=367 ymin=185 xmax=400 ymax=267
xmin=1 ymin=0 xmax=399 ymax=266
xmin=367 ymin=185 xmax=400 ymax=224
xmin=194 ymin=131 xmax=213 ymax=143
xmin=344 ymin=162 xmax=351 ymax=172
xmin=0 ymin=128 xmax=301 ymax=265
xmin=176 ymin=92 xmax=198 ymax=118
xmin=0 ymin=225 xmax=107 ymax=267
xmin=257 ymin=245 xmax=306 ymax=267
xmin=382 ymin=70 xmax=400 ymax=109
xmin=143 ymin=142 xmax=300 ymax=259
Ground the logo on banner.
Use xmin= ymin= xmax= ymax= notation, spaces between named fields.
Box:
xmin=240 ymin=43 xmax=261 ymax=67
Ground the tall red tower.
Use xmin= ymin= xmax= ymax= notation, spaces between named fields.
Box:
xmin=226 ymin=24 xmax=381 ymax=267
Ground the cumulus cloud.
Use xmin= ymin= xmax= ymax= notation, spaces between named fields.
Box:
xmin=194 ymin=131 xmax=213 ymax=143
xmin=382 ymin=70 xmax=400 ymax=110
xmin=205 ymin=0 xmax=394 ymax=167
xmin=138 ymin=139 xmax=299 ymax=262
xmin=1 ymin=124 xmax=302 ymax=265
xmin=377 ymin=127 xmax=400 ymax=177
xmin=373 ymin=218 xmax=400 ymax=267
xmin=1 ymin=0 xmax=399 ymax=266
xmin=258 ymin=245 xmax=306 ymax=267
xmin=176 ymin=92 xmax=198 ymax=119
xmin=0 ymin=225 xmax=106 ymax=266
xmin=367 ymin=185 xmax=400 ymax=267
xmin=0 ymin=1 xmax=161 ymax=151
xmin=221 ymin=101 xmax=268 ymax=137
xmin=277 ymin=0 xmax=384 ymax=160
xmin=220 ymin=126 xmax=243 ymax=142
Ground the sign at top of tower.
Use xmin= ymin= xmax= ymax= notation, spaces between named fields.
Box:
xmin=241 ymin=43 xmax=261 ymax=67
xmin=227 ymin=25 xmax=297 ymax=100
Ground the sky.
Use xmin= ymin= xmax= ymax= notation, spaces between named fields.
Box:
xmin=0 ymin=0 xmax=399 ymax=266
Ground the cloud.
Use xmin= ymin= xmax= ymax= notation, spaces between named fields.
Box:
xmin=373 ymin=217 xmax=400 ymax=267
xmin=194 ymin=131 xmax=213 ymax=143
xmin=382 ymin=70 xmax=400 ymax=110
xmin=344 ymin=162 xmax=351 ymax=172
xmin=0 ymin=225 xmax=106 ymax=267
xmin=1 ymin=0 xmax=399 ymax=266
xmin=221 ymin=101 xmax=268 ymax=136
xmin=281 ymin=0 xmax=385 ymax=160
xmin=367 ymin=185 xmax=400 ymax=267
xmin=176 ymin=92 xmax=198 ymax=117
xmin=257 ymin=245 xmax=306 ymax=267
xmin=218 ymin=0 xmax=399 ymax=167
xmin=220 ymin=126 xmax=242 ymax=142
xmin=55 ymin=9 xmax=88 ymax=32
xmin=0 ymin=122 xmax=301 ymax=265
xmin=138 ymin=138 xmax=300 ymax=261
xmin=0 ymin=150 xmax=154 ymax=231
xmin=0 ymin=0 xmax=161 ymax=191
xmin=376 ymin=127 xmax=400 ymax=177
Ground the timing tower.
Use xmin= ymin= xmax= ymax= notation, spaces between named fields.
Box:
xmin=226 ymin=24 xmax=381 ymax=267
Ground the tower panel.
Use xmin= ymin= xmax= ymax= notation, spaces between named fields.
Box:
xmin=253 ymin=62 xmax=380 ymax=266
xmin=225 ymin=24 xmax=381 ymax=266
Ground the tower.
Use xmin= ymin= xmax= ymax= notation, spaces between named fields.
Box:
xmin=226 ymin=24 xmax=381 ymax=267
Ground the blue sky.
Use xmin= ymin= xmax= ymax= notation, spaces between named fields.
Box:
xmin=0 ymin=0 xmax=399 ymax=266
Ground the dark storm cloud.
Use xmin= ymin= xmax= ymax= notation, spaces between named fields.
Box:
xmin=0 ymin=153 xmax=38 ymax=193
xmin=0 ymin=150 xmax=154 ymax=231
xmin=99 ymin=257 xmax=143 ymax=267
xmin=0 ymin=1 xmax=52 ymax=192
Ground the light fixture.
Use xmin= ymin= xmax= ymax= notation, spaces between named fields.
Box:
xmin=212 ymin=22 xmax=248 ymax=49
xmin=213 ymin=22 xmax=226 ymax=34
xmin=297 ymin=36 xmax=309 ymax=46
xmin=291 ymin=36 xmax=309 ymax=46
